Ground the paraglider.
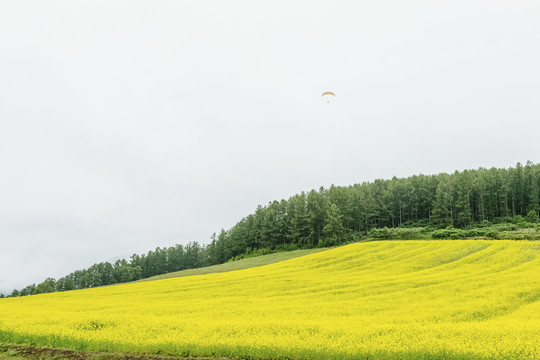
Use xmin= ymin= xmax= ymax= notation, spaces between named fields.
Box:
xmin=321 ymin=91 xmax=335 ymax=103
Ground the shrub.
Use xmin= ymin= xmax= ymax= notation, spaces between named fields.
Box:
xmin=512 ymin=215 xmax=525 ymax=224
xmin=431 ymin=227 xmax=467 ymax=240
xmin=318 ymin=237 xmax=337 ymax=247
xmin=479 ymin=220 xmax=493 ymax=228
xmin=525 ymin=210 xmax=539 ymax=223
xmin=393 ymin=228 xmax=428 ymax=240
xmin=494 ymin=223 xmax=519 ymax=231
xmin=367 ymin=227 xmax=429 ymax=240
xmin=485 ymin=230 xmax=500 ymax=239
xmin=368 ymin=227 xmax=393 ymax=240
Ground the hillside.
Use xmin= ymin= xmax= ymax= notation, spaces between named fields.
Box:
xmin=7 ymin=162 xmax=540 ymax=298
xmin=1 ymin=240 xmax=539 ymax=360
xmin=136 ymin=247 xmax=327 ymax=282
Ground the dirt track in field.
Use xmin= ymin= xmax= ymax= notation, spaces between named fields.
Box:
xmin=0 ymin=344 xmax=232 ymax=360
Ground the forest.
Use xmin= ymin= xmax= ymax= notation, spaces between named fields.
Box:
xmin=3 ymin=161 xmax=539 ymax=298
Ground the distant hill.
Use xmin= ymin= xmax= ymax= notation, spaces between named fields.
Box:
xmin=5 ymin=161 xmax=539 ymax=298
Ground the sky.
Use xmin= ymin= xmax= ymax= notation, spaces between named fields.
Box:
xmin=1 ymin=0 xmax=540 ymax=294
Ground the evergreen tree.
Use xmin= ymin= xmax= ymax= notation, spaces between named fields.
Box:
xmin=306 ymin=188 xmax=327 ymax=247
xmin=526 ymin=164 xmax=540 ymax=216
xmin=321 ymin=203 xmax=344 ymax=246
xmin=455 ymin=171 xmax=473 ymax=227
xmin=432 ymin=174 xmax=455 ymax=226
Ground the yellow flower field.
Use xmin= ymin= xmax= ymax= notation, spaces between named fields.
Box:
xmin=1 ymin=240 xmax=539 ymax=359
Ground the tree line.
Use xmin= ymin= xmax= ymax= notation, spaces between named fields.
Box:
xmin=3 ymin=161 xmax=539 ymax=298
xmin=5 ymin=242 xmax=207 ymax=297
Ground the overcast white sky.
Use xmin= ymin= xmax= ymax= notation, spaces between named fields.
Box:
xmin=1 ymin=0 xmax=540 ymax=294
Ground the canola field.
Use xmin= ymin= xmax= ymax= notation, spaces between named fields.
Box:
xmin=1 ymin=240 xmax=539 ymax=360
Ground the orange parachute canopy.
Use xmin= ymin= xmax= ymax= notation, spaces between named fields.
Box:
xmin=321 ymin=91 xmax=336 ymax=96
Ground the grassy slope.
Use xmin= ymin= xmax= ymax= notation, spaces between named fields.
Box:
xmin=1 ymin=240 xmax=539 ymax=360
xmin=137 ymin=248 xmax=327 ymax=282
